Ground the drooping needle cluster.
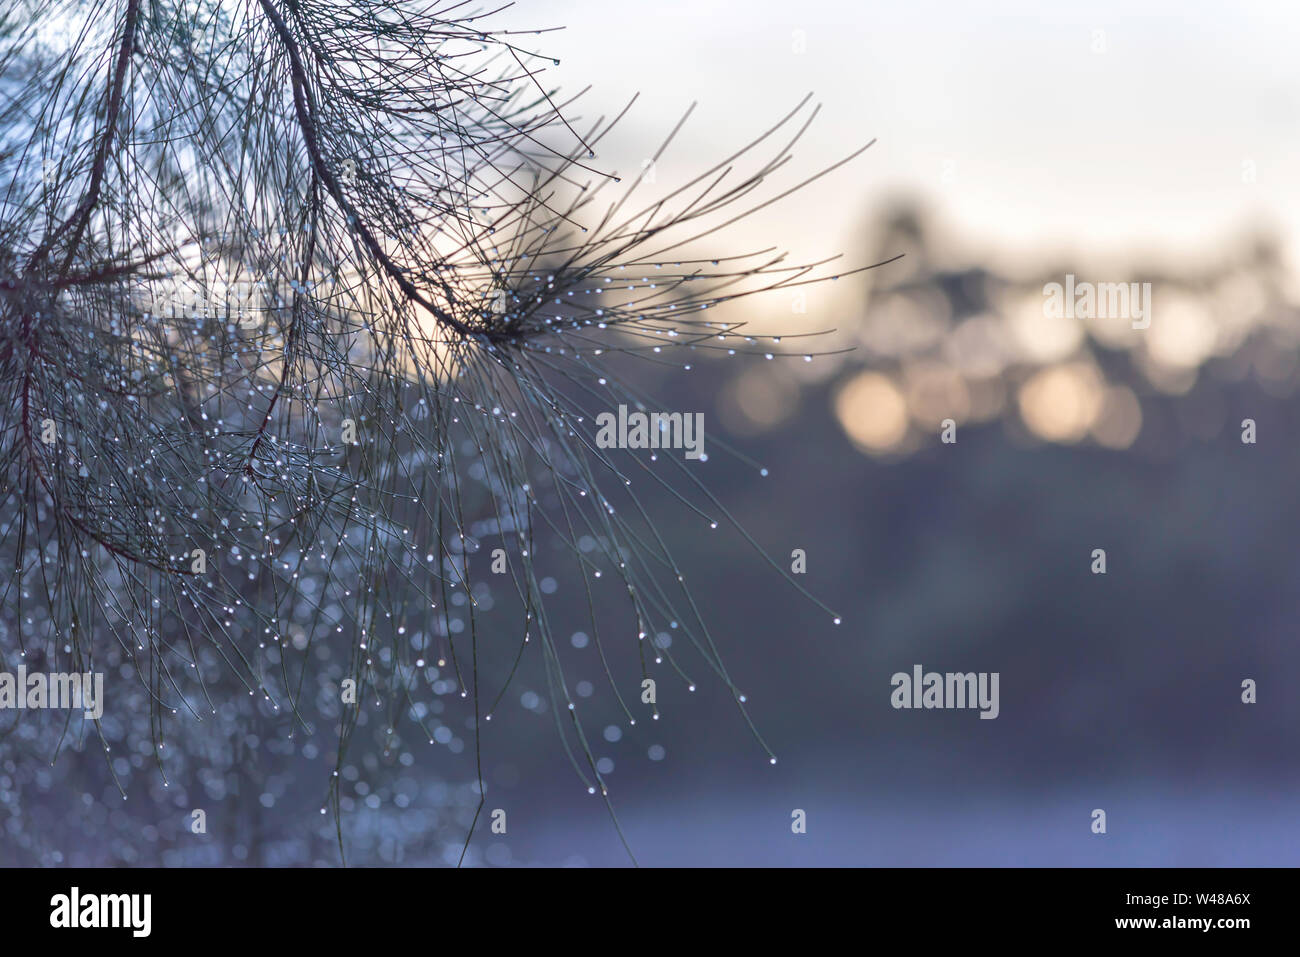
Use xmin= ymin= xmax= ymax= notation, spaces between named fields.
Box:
xmin=0 ymin=0 xmax=886 ymax=860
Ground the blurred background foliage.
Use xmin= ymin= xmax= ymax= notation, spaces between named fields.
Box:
xmin=6 ymin=198 xmax=1299 ymax=865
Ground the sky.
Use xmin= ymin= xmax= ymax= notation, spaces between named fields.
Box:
xmin=526 ymin=0 xmax=1300 ymax=276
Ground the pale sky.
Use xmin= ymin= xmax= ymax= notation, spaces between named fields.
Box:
xmin=527 ymin=0 xmax=1300 ymax=275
